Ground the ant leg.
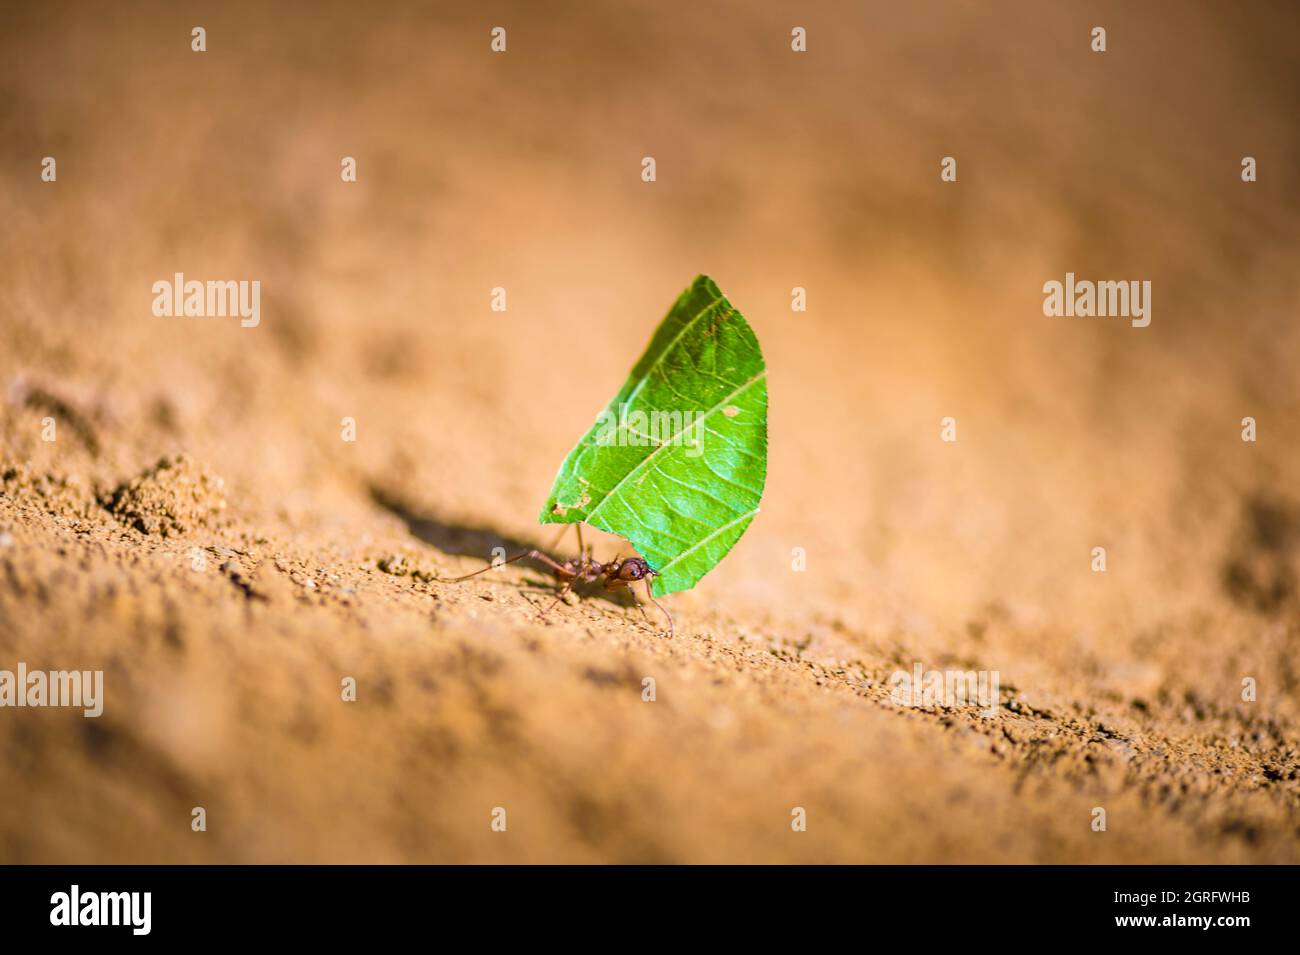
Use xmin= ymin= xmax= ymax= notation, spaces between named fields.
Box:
xmin=443 ymin=549 xmax=573 ymax=582
xmin=545 ymin=523 xmax=572 ymax=554
xmin=576 ymin=523 xmax=592 ymax=572
xmin=626 ymin=586 xmax=651 ymax=625
xmin=541 ymin=578 xmax=575 ymax=616
xmin=644 ymin=578 xmax=674 ymax=638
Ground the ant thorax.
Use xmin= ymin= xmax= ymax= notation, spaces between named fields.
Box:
xmin=562 ymin=556 xmax=604 ymax=582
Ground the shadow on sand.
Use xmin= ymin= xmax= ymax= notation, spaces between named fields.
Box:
xmin=369 ymin=485 xmax=633 ymax=609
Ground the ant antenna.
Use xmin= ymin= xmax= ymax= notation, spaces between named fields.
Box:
xmin=644 ymin=575 xmax=674 ymax=638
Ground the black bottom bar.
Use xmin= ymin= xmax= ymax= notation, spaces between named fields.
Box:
xmin=0 ymin=865 xmax=1287 ymax=942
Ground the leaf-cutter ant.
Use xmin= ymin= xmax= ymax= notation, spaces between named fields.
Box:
xmin=442 ymin=524 xmax=674 ymax=637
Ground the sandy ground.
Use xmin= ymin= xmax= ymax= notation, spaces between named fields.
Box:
xmin=2 ymin=0 xmax=1299 ymax=863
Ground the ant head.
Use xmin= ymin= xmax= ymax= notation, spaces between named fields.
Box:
xmin=617 ymin=558 xmax=652 ymax=582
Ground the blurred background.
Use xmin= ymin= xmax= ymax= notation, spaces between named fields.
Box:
xmin=1 ymin=0 xmax=1298 ymax=863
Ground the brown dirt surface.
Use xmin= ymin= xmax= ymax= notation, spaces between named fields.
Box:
xmin=2 ymin=0 xmax=1299 ymax=863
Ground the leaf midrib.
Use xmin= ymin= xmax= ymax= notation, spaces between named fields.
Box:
xmin=656 ymin=507 xmax=759 ymax=574
xmin=616 ymin=292 xmax=725 ymax=411
xmin=583 ymin=369 xmax=768 ymax=522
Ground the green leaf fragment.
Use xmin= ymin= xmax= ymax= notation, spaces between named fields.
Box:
xmin=540 ymin=275 xmax=768 ymax=597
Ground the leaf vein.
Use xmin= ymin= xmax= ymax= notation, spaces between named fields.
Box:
xmin=584 ymin=370 xmax=768 ymax=521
